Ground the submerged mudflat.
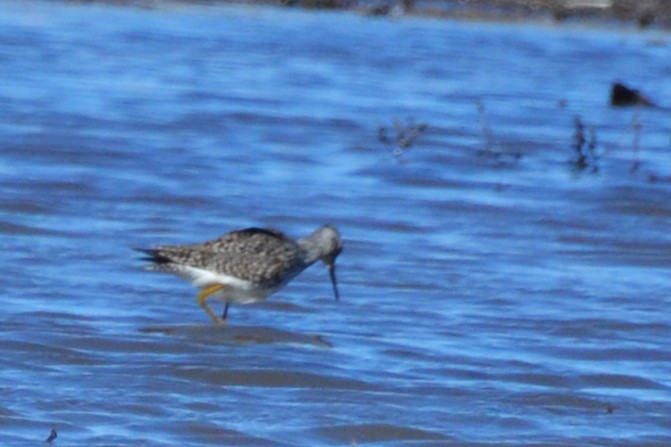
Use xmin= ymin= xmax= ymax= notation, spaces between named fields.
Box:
xmin=1 ymin=2 xmax=670 ymax=445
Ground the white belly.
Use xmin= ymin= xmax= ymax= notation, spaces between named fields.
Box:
xmin=176 ymin=265 xmax=278 ymax=304
xmin=211 ymin=282 xmax=276 ymax=305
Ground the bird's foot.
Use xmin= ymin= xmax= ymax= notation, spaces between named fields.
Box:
xmin=213 ymin=317 xmax=227 ymax=327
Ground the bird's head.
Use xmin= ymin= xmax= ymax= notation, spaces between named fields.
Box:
xmin=316 ymin=225 xmax=343 ymax=301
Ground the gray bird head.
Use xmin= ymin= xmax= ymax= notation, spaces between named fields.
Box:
xmin=313 ymin=225 xmax=343 ymax=301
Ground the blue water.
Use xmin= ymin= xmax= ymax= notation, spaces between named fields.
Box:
xmin=1 ymin=1 xmax=670 ymax=445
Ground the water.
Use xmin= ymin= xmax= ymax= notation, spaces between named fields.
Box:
xmin=1 ymin=1 xmax=670 ymax=445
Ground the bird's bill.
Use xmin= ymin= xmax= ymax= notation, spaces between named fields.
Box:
xmin=328 ymin=263 xmax=340 ymax=301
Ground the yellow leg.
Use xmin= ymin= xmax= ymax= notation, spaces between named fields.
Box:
xmin=197 ymin=284 xmax=226 ymax=325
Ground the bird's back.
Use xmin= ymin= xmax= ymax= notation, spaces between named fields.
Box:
xmin=142 ymin=228 xmax=306 ymax=289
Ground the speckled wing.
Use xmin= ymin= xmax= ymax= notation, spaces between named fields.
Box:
xmin=138 ymin=228 xmax=305 ymax=289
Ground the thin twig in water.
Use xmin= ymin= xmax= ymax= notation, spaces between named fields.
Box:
xmin=477 ymin=99 xmax=494 ymax=155
xmin=475 ymin=100 xmax=522 ymax=167
xmin=46 ymin=426 xmax=57 ymax=443
xmin=571 ymin=115 xmax=599 ymax=173
xmin=630 ymin=108 xmax=642 ymax=174
xmin=377 ymin=118 xmax=427 ymax=160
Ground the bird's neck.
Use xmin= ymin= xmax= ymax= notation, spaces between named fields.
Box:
xmin=298 ymin=232 xmax=326 ymax=266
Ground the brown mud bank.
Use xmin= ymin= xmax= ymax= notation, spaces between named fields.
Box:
xmin=67 ymin=0 xmax=671 ymax=30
